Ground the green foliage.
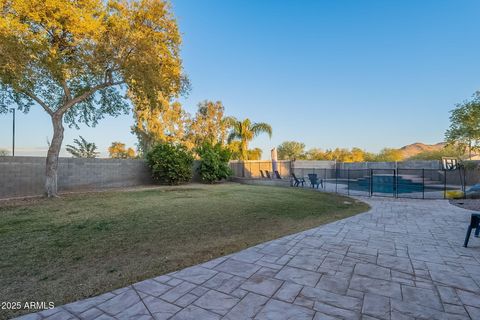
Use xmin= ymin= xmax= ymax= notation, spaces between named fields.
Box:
xmin=66 ymin=136 xmax=99 ymax=158
xmin=304 ymin=147 xmax=374 ymax=162
xmin=374 ymin=148 xmax=403 ymax=162
xmin=0 ymin=0 xmax=187 ymax=125
xmin=146 ymin=143 xmax=194 ymax=185
xmin=196 ymin=142 xmax=232 ymax=183
xmin=0 ymin=149 xmax=9 ymax=156
xmin=227 ymin=117 xmax=272 ymax=160
xmin=445 ymin=91 xmax=480 ymax=159
xmin=188 ymin=101 xmax=231 ymax=147
xmin=277 ymin=141 xmax=306 ymax=160
xmin=228 ymin=141 xmax=262 ymax=160
xmin=304 ymin=148 xmax=325 ymax=160
xmin=247 ymin=148 xmax=263 ymax=160
xmin=108 ymin=142 xmax=136 ymax=159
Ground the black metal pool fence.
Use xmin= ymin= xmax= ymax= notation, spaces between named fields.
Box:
xmin=291 ymin=168 xmax=466 ymax=199
xmin=229 ymin=160 xmax=475 ymax=199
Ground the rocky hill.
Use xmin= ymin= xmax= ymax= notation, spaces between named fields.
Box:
xmin=399 ymin=142 xmax=446 ymax=158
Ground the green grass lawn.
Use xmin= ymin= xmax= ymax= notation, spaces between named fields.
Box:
xmin=0 ymin=183 xmax=369 ymax=319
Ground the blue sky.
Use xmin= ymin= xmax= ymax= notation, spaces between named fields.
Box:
xmin=1 ymin=0 xmax=479 ymax=157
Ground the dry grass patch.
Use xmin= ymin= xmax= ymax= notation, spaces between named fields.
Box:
xmin=0 ymin=183 xmax=369 ymax=319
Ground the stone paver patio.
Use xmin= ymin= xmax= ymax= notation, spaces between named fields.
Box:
xmin=16 ymin=198 xmax=480 ymax=320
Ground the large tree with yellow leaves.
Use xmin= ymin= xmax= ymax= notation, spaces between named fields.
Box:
xmin=132 ymin=101 xmax=190 ymax=154
xmin=0 ymin=0 xmax=187 ymax=196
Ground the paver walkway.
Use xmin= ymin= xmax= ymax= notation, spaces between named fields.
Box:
xmin=17 ymin=198 xmax=480 ymax=320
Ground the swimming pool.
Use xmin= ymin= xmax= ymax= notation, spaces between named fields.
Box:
xmin=349 ymin=174 xmax=424 ymax=194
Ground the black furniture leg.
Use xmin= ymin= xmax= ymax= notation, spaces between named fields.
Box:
xmin=465 ymin=214 xmax=480 ymax=247
xmin=465 ymin=225 xmax=473 ymax=247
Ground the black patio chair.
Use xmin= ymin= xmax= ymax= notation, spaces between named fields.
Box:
xmin=265 ymin=170 xmax=272 ymax=179
xmin=274 ymin=170 xmax=282 ymax=179
xmin=308 ymin=173 xmax=323 ymax=189
xmin=292 ymin=173 xmax=305 ymax=187
xmin=464 ymin=213 xmax=480 ymax=247
xmin=260 ymin=170 xmax=266 ymax=179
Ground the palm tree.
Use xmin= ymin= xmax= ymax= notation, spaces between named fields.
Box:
xmin=227 ymin=118 xmax=272 ymax=160
xmin=66 ymin=136 xmax=99 ymax=158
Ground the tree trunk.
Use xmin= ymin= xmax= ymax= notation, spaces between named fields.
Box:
xmin=241 ymin=140 xmax=248 ymax=160
xmin=45 ymin=114 xmax=64 ymax=197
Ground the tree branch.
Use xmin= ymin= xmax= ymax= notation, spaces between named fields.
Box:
xmin=61 ymin=80 xmax=72 ymax=101
xmin=23 ymin=91 xmax=53 ymax=116
xmin=57 ymin=81 xmax=124 ymax=115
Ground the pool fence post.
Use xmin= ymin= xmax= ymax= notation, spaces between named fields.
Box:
xmin=369 ymin=169 xmax=373 ymax=196
xmin=444 ymin=169 xmax=447 ymax=199
xmin=394 ymin=168 xmax=398 ymax=198
xmin=335 ymin=168 xmax=338 ymax=193
xmin=324 ymin=168 xmax=326 ymax=189
xmin=347 ymin=169 xmax=350 ymax=195
xmin=422 ymin=169 xmax=425 ymax=199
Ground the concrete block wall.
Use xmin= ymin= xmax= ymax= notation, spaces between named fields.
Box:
xmin=293 ymin=160 xmax=335 ymax=169
xmin=0 ymin=157 xmax=207 ymax=199
xmin=229 ymin=160 xmax=292 ymax=178
xmin=230 ymin=160 xmax=443 ymax=180
xmin=0 ymin=156 xmax=154 ymax=199
xmin=291 ymin=160 xmax=335 ymax=179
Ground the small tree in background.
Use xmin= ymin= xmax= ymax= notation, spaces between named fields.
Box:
xmin=247 ymin=148 xmax=263 ymax=160
xmin=146 ymin=143 xmax=194 ymax=185
xmin=227 ymin=118 xmax=272 ymax=160
xmin=188 ymin=101 xmax=231 ymax=147
xmin=305 ymin=148 xmax=325 ymax=160
xmin=346 ymin=148 xmax=367 ymax=162
xmin=374 ymin=148 xmax=403 ymax=162
xmin=108 ymin=142 xmax=136 ymax=159
xmin=0 ymin=149 xmax=9 ymax=156
xmin=196 ymin=142 xmax=232 ymax=183
xmin=228 ymin=141 xmax=263 ymax=160
xmin=304 ymin=147 xmax=377 ymax=162
xmin=66 ymin=136 xmax=98 ymax=158
xmin=445 ymin=92 xmax=480 ymax=159
xmin=321 ymin=148 xmax=352 ymax=161
xmin=277 ymin=141 xmax=306 ymax=160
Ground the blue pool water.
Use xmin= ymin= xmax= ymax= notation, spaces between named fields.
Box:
xmin=349 ymin=175 xmax=423 ymax=194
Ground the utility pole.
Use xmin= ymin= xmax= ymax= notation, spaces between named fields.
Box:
xmin=10 ymin=108 xmax=15 ymax=157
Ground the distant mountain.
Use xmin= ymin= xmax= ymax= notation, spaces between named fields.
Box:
xmin=399 ymin=142 xmax=446 ymax=159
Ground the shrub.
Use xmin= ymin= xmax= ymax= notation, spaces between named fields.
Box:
xmin=196 ymin=142 xmax=232 ymax=183
xmin=146 ymin=143 xmax=194 ymax=185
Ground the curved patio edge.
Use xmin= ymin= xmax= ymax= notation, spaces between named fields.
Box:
xmin=14 ymin=197 xmax=480 ymax=320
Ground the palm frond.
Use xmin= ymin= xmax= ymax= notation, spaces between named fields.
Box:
xmin=223 ymin=116 xmax=238 ymax=127
xmin=227 ymin=131 xmax=240 ymax=143
xmin=251 ymin=122 xmax=272 ymax=138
